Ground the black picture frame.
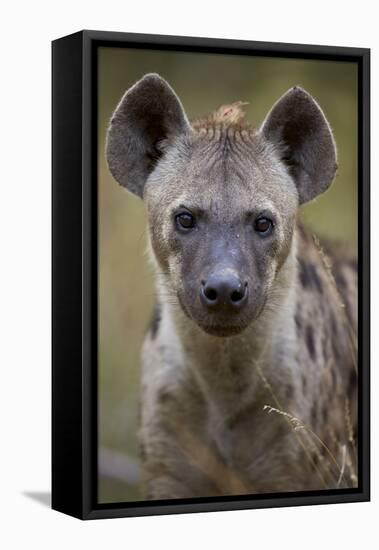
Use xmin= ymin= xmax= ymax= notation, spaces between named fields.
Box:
xmin=52 ymin=30 xmax=370 ymax=520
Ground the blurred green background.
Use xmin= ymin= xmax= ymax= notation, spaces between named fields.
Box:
xmin=98 ymin=46 xmax=358 ymax=503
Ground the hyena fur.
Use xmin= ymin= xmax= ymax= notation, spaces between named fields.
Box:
xmin=106 ymin=74 xmax=357 ymax=498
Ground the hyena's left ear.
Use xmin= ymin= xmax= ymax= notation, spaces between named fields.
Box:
xmin=106 ymin=73 xmax=191 ymax=197
xmin=260 ymin=87 xmax=337 ymax=204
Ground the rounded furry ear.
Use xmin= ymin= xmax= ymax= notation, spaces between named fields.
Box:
xmin=106 ymin=73 xmax=190 ymax=198
xmin=260 ymin=87 xmax=337 ymax=204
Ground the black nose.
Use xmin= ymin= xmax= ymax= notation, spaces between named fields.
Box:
xmin=200 ymin=270 xmax=248 ymax=310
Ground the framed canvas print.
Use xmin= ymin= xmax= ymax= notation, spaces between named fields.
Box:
xmin=52 ymin=30 xmax=370 ymax=519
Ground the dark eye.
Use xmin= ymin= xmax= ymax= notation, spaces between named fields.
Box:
xmin=254 ymin=216 xmax=273 ymax=236
xmin=175 ymin=212 xmax=196 ymax=230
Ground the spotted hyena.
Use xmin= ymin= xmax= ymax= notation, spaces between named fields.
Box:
xmin=106 ymin=74 xmax=357 ymax=498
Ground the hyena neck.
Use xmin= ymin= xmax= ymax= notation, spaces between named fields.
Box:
xmin=158 ymin=241 xmax=299 ymax=418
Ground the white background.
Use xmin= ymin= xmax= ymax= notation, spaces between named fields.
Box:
xmin=0 ymin=1 xmax=376 ymax=548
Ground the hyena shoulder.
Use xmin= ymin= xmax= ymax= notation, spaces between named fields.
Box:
xmin=295 ymin=224 xmax=357 ymax=361
xmin=293 ymin=225 xmax=357 ymax=469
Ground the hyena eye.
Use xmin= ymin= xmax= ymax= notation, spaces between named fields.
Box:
xmin=175 ymin=212 xmax=196 ymax=230
xmin=254 ymin=216 xmax=273 ymax=236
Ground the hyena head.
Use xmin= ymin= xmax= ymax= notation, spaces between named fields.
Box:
xmin=106 ymin=74 xmax=337 ymax=337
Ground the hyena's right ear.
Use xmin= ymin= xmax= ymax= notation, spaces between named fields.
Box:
xmin=106 ymin=73 xmax=191 ymax=198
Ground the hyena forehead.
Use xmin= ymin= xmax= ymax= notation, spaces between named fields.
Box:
xmin=144 ymin=122 xmax=299 ymax=219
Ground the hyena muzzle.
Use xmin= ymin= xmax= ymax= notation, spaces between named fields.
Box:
xmin=106 ymin=74 xmax=357 ymax=498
